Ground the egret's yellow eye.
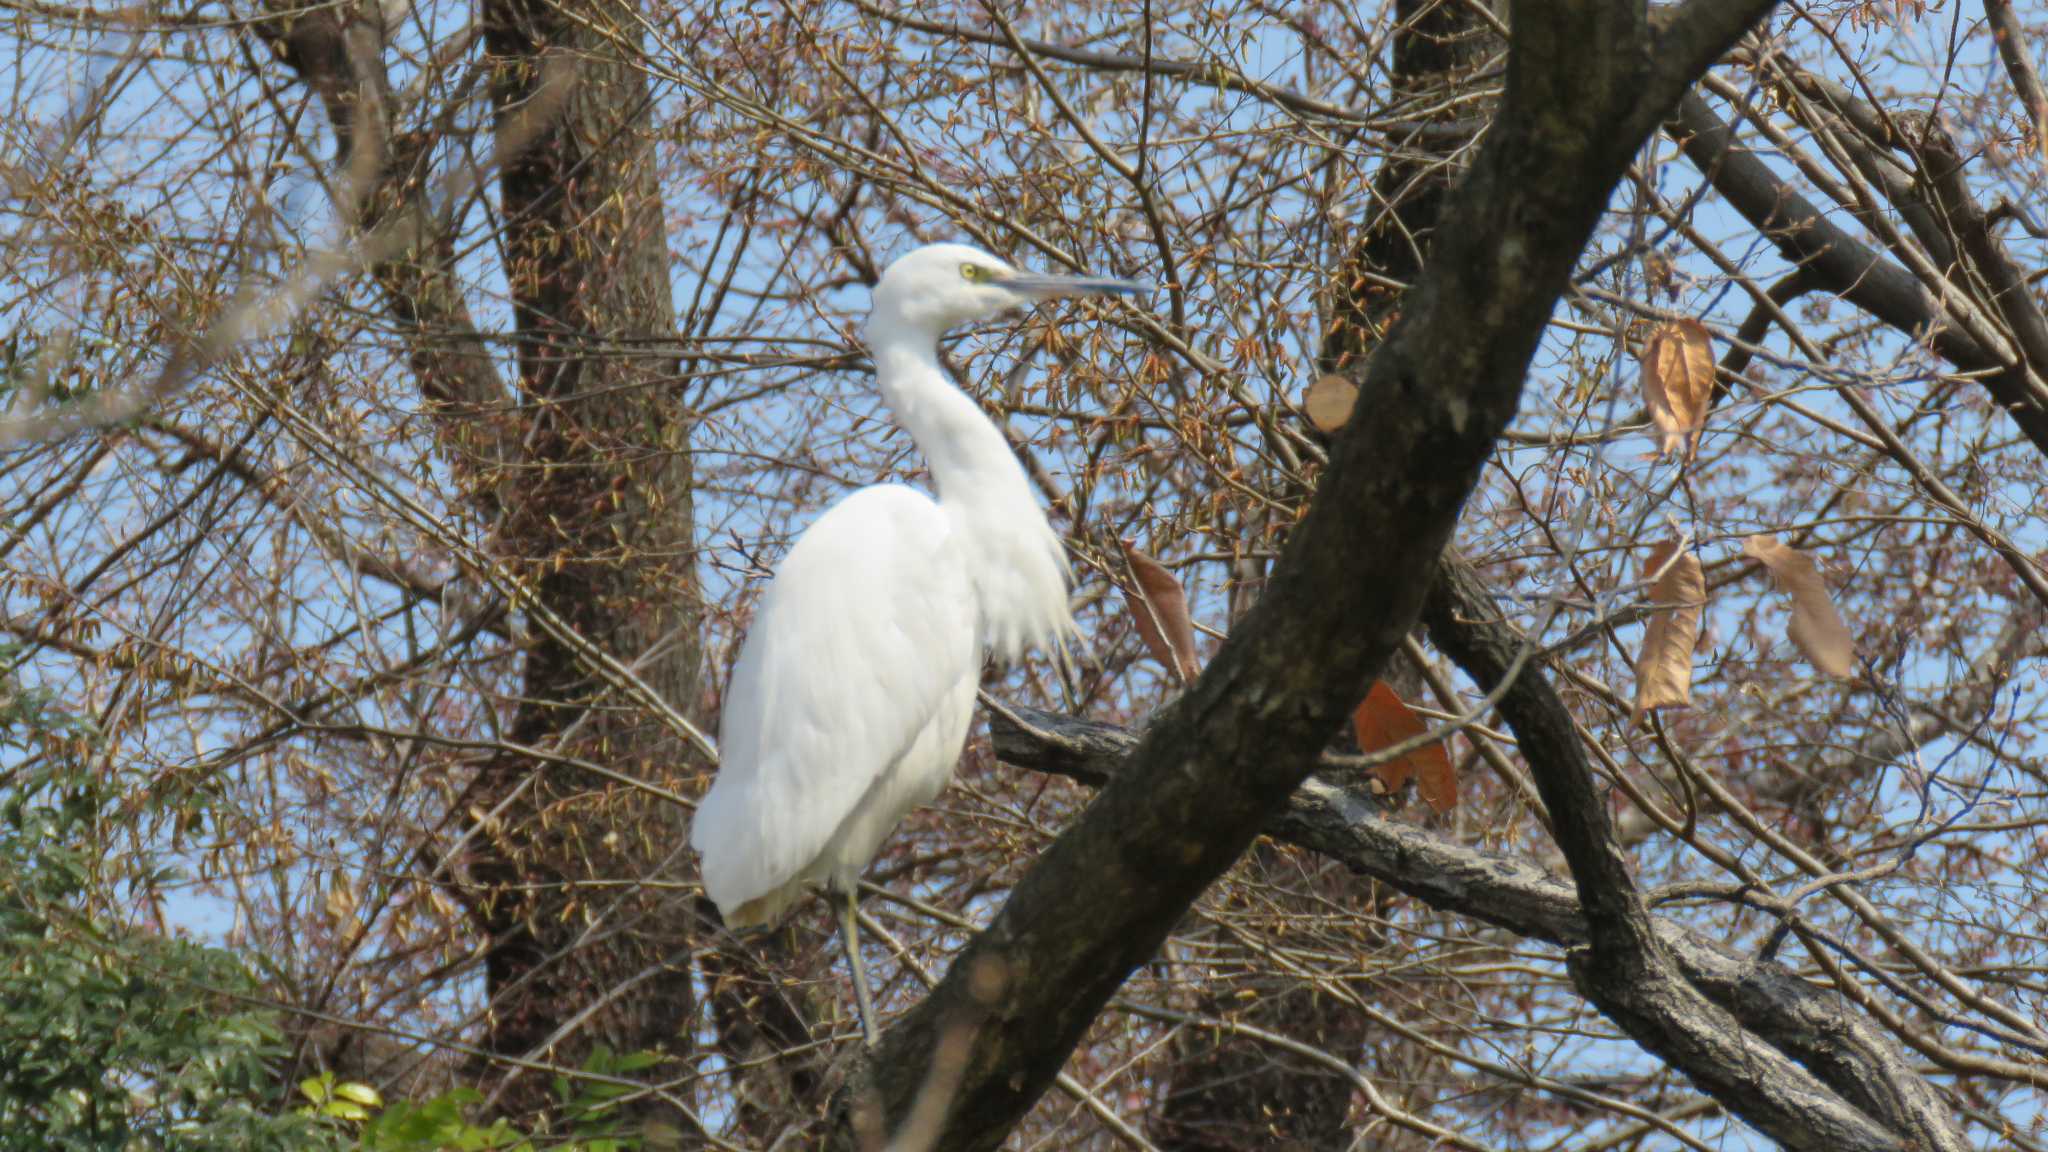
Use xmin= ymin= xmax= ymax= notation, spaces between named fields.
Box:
xmin=959 ymin=263 xmax=989 ymax=282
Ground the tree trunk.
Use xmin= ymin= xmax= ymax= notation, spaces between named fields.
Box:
xmin=467 ymin=0 xmax=703 ymax=1128
xmin=1320 ymin=0 xmax=1503 ymax=378
xmin=696 ymin=908 xmax=834 ymax=1144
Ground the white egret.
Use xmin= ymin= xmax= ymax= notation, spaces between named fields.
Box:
xmin=690 ymin=243 xmax=1145 ymax=1045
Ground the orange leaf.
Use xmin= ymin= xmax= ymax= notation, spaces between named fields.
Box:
xmin=1120 ymin=540 xmax=1201 ymax=684
xmin=1351 ymin=680 xmax=1456 ymax=813
xmin=1641 ymin=319 xmax=1715 ymax=459
xmin=1303 ymin=373 xmax=1359 ymax=433
xmin=1744 ymin=535 xmax=1856 ymax=677
xmin=1632 ymin=540 xmax=1705 ymax=718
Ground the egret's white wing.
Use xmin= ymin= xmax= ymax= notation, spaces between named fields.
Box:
xmin=691 ymin=485 xmax=979 ymax=923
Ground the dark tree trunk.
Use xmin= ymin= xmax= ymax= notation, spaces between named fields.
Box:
xmin=1150 ymin=7 xmax=1503 ymax=1147
xmin=1320 ymin=0 xmax=1503 ymax=379
xmin=253 ymin=0 xmax=701 ymax=1126
xmin=466 ymin=0 xmax=704 ymax=1128
xmin=1325 ymin=0 xmax=1503 ymax=716
xmin=696 ymin=908 xmax=835 ymax=1143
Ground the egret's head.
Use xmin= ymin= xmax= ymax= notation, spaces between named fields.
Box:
xmin=867 ymin=243 xmax=1147 ymax=341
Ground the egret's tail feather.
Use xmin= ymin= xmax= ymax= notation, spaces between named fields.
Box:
xmin=721 ymin=883 xmax=806 ymax=935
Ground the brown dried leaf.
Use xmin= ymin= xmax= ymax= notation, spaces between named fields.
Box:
xmin=1352 ymin=680 xmax=1456 ymax=813
xmin=1303 ymin=373 xmax=1358 ymax=433
xmin=1120 ymin=539 xmax=1201 ymax=684
xmin=1641 ymin=319 xmax=1715 ymax=458
xmin=1632 ymin=539 xmax=1705 ymax=718
xmin=324 ymin=871 xmax=359 ymax=929
xmin=1744 ymin=535 xmax=1856 ymax=677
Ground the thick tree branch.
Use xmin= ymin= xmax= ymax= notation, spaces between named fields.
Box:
xmin=1985 ymin=0 xmax=2048 ymax=150
xmin=828 ymin=4 xmax=1781 ymax=1148
xmin=1767 ymin=65 xmax=2048 ymax=406
xmin=1644 ymin=0 xmax=1785 ymax=123
xmin=1912 ymin=129 xmax=2048 ymax=404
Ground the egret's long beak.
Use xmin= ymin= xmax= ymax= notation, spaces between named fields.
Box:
xmin=1004 ymin=272 xmax=1151 ymax=299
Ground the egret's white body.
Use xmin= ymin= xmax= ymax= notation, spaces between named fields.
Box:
xmin=690 ymin=244 xmax=1141 ymax=1041
xmin=694 ymin=484 xmax=984 ymax=929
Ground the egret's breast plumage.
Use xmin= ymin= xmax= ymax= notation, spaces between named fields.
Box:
xmin=691 ymin=485 xmax=979 ymax=927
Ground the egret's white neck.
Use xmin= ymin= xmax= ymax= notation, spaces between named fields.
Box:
xmin=865 ymin=315 xmax=1073 ymax=660
xmin=865 ymin=318 xmax=1037 ymax=513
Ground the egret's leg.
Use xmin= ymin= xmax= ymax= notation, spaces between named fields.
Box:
xmin=838 ymin=887 xmax=881 ymax=1047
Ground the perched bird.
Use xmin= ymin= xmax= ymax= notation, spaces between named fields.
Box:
xmin=691 ymin=243 xmax=1144 ymax=1044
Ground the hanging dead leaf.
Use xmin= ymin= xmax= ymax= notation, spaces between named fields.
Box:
xmin=1351 ymin=680 xmax=1456 ymax=813
xmin=1744 ymin=535 xmax=1856 ymax=677
xmin=1303 ymin=373 xmax=1358 ymax=433
xmin=1120 ymin=539 xmax=1201 ymax=684
xmin=1641 ymin=318 xmax=1715 ymax=459
xmin=1643 ymin=249 xmax=1678 ymax=299
xmin=1631 ymin=539 xmax=1705 ymax=718
xmin=324 ymin=872 xmax=359 ymax=930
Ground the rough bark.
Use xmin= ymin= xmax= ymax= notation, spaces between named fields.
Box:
xmin=825 ymin=4 xmax=1783 ymax=1148
xmin=1318 ymin=0 xmax=1501 ymax=379
xmin=467 ymin=0 xmax=704 ymax=1124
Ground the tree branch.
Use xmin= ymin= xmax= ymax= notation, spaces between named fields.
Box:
xmin=259 ymin=0 xmax=518 ymax=512
xmin=1643 ymin=0 xmax=1785 ymax=127
xmin=1912 ymin=128 xmax=2048 ymax=407
xmin=843 ymin=0 xmax=1476 ymax=134
xmin=988 ymin=585 xmax=1965 ymax=1152
xmin=1670 ymin=91 xmax=2048 ymax=457
xmin=1985 ymin=0 xmax=2048 ymax=151
xmin=828 ymin=5 xmax=1785 ymax=1148
xmin=1420 ymin=560 xmax=1915 ymax=1152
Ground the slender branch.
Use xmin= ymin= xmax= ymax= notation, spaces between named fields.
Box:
xmin=844 ymin=0 xmax=1470 ymax=133
xmin=1985 ymin=0 xmax=2048 ymax=152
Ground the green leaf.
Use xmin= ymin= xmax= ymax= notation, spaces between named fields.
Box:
xmin=322 ymin=1099 xmax=369 ymax=1122
xmin=611 ymin=1049 xmax=663 ymax=1073
xmin=333 ymin=1080 xmax=382 ymax=1108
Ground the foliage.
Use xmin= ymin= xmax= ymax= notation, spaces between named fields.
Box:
xmin=0 ymin=725 xmax=641 ymax=1151
xmin=301 ymin=1076 xmax=524 ymax=1152
xmin=0 ymin=693 xmax=328 ymax=1151
xmin=298 ymin=1056 xmax=652 ymax=1152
